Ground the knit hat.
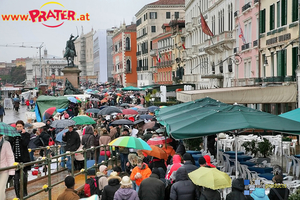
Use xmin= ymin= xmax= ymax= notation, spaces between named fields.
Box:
xmin=108 ymin=171 xmax=121 ymax=182
xmin=198 ymin=156 xmax=206 ymax=165
xmin=120 ymin=176 xmax=132 ymax=186
xmin=99 ymin=165 xmax=107 ymax=173
xmin=65 ymin=176 xmax=75 ymax=188
xmin=183 ymin=153 xmax=193 ymax=161
xmin=152 ymin=167 xmax=160 ymax=178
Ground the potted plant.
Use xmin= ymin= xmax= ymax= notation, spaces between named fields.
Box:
xmin=242 ymin=140 xmax=259 ymax=157
xmin=257 ymin=138 xmax=273 ymax=163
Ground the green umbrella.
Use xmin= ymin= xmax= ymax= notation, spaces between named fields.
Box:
xmin=0 ymin=122 xmax=21 ymax=137
xmin=122 ymin=86 xmax=144 ymax=91
xmin=72 ymin=115 xmax=96 ymax=125
xmin=109 ymin=136 xmax=152 ymax=150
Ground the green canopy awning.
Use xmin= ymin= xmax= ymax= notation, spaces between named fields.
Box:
xmin=122 ymin=86 xmax=145 ymax=91
xmin=156 ymin=97 xmax=300 ymax=139
xmin=36 ymin=96 xmax=69 ymax=120
xmin=279 ymin=108 xmax=300 ymax=122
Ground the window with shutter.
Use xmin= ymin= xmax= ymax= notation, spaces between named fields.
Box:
xmin=277 ymin=51 xmax=282 ymax=77
xmin=277 ymin=1 xmax=280 ymax=27
xmin=281 ymin=0 xmax=287 ymax=26
xmin=292 ymin=47 xmax=298 ymax=77
xmin=292 ymin=0 xmax=298 ymax=22
xmin=260 ymin=9 xmax=266 ymax=33
xmin=270 ymin=4 xmax=275 ymax=30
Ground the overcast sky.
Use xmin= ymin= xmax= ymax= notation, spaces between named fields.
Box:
xmin=0 ymin=0 xmax=155 ymax=62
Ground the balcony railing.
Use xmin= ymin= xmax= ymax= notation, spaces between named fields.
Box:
xmin=142 ymin=49 xmax=148 ymax=54
xmin=242 ymin=2 xmax=251 ymax=12
xmin=241 ymin=43 xmax=250 ymax=51
xmin=253 ymin=40 xmax=258 ymax=47
xmin=150 ymin=49 xmax=156 ymax=56
xmin=136 ymin=51 xmax=141 ymax=56
xmin=156 ymin=60 xmax=174 ymax=67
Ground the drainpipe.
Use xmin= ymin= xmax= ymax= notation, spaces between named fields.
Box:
xmin=297 ymin=0 xmax=300 ymax=108
xmin=258 ymin=0 xmax=261 ymax=83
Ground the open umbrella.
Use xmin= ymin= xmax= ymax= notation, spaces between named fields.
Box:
xmin=109 ymin=136 xmax=152 ymax=150
xmin=86 ymin=108 xmax=100 ymax=114
xmin=72 ymin=115 xmax=96 ymax=125
xmin=55 ymin=129 xmax=68 ymax=142
xmin=142 ymin=121 xmax=156 ymax=131
xmin=32 ymin=122 xmax=46 ymax=128
xmin=133 ymin=119 xmax=144 ymax=125
xmin=13 ymin=98 xmax=20 ymax=102
xmin=99 ymin=107 xmax=122 ymax=115
xmin=137 ymin=108 xmax=149 ymax=115
xmin=139 ymin=114 xmax=154 ymax=120
xmin=90 ymin=98 xmax=100 ymax=102
xmin=122 ymin=109 xmax=139 ymax=115
xmin=43 ymin=107 xmax=56 ymax=120
xmin=188 ymin=167 xmax=231 ymax=190
xmin=142 ymin=145 xmax=168 ymax=160
xmin=111 ymin=119 xmax=134 ymax=125
xmin=0 ymin=122 xmax=21 ymax=137
xmin=120 ymin=103 xmax=129 ymax=107
xmin=51 ymin=119 xmax=75 ymax=128
xmin=67 ymin=96 xmax=78 ymax=104
xmin=148 ymin=106 xmax=159 ymax=113
xmin=147 ymin=136 xmax=173 ymax=145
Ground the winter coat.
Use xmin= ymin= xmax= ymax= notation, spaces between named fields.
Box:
xmin=175 ymin=143 xmax=186 ymax=156
xmin=166 ymin=155 xmax=182 ymax=180
xmin=113 ymin=188 xmax=139 ymax=200
xmin=148 ymin=158 xmax=166 ymax=171
xmin=34 ymin=131 xmax=51 ymax=147
xmin=99 ymin=135 xmax=111 ymax=151
xmin=226 ymin=178 xmax=253 ymax=200
xmin=170 ymin=167 xmax=199 ymax=200
xmin=0 ymin=138 xmax=15 ymax=175
xmin=200 ymin=188 xmax=221 ymax=200
xmin=9 ymin=132 xmax=31 ymax=171
xmin=181 ymin=161 xmax=198 ymax=173
xmin=138 ymin=174 xmax=165 ymax=200
xmin=250 ymin=188 xmax=269 ymax=200
xmin=158 ymin=167 xmax=167 ymax=186
xmin=57 ymin=188 xmax=80 ymax=200
xmin=268 ymin=187 xmax=289 ymax=200
xmin=203 ymin=155 xmax=216 ymax=168
xmin=82 ymin=130 xmax=95 ymax=158
xmin=62 ymin=130 xmax=80 ymax=152
xmin=130 ymin=163 xmax=151 ymax=186
xmin=102 ymin=178 xmax=120 ymax=200
xmin=28 ymin=133 xmax=38 ymax=149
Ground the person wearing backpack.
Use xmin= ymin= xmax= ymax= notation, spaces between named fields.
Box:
xmin=57 ymin=176 xmax=79 ymax=200
xmin=268 ymin=175 xmax=289 ymax=200
xmin=97 ymin=165 xmax=108 ymax=199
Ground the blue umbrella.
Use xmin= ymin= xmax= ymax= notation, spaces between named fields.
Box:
xmin=86 ymin=89 xmax=93 ymax=92
xmin=140 ymin=114 xmax=154 ymax=120
xmin=55 ymin=129 xmax=68 ymax=142
xmin=67 ymin=97 xmax=77 ymax=104
xmin=130 ymin=107 xmax=138 ymax=111
xmin=148 ymin=106 xmax=159 ymax=112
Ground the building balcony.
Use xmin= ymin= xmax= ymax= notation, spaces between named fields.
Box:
xmin=137 ymin=32 xmax=148 ymax=40
xmin=156 ymin=60 xmax=174 ymax=67
xmin=232 ymin=78 xmax=255 ymax=86
xmin=150 ymin=49 xmax=157 ymax=56
xmin=205 ymin=31 xmax=234 ymax=54
xmin=242 ymin=2 xmax=251 ymax=12
xmin=142 ymin=49 xmax=148 ymax=54
xmin=136 ymin=51 xmax=141 ymax=56
xmin=186 ymin=22 xmax=192 ymax=32
xmin=241 ymin=43 xmax=251 ymax=51
xmin=182 ymin=74 xmax=201 ymax=82
xmin=253 ymin=40 xmax=258 ymax=47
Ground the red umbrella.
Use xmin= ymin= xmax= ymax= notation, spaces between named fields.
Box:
xmin=43 ymin=107 xmax=56 ymax=120
xmin=142 ymin=145 xmax=168 ymax=160
xmin=147 ymin=136 xmax=173 ymax=145
xmin=122 ymin=109 xmax=139 ymax=115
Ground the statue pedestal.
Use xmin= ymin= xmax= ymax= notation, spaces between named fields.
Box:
xmin=62 ymin=67 xmax=81 ymax=89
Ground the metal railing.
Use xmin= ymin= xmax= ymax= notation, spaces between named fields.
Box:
xmin=3 ymin=144 xmax=116 ymax=200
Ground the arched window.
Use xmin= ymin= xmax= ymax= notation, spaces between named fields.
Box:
xmin=126 ymin=37 xmax=130 ymax=50
xmin=126 ymin=59 xmax=131 ymax=72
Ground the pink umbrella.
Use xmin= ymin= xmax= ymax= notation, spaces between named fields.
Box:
xmin=122 ymin=109 xmax=139 ymax=115
xmin=147 ymin=136 xmax=173 ymax=145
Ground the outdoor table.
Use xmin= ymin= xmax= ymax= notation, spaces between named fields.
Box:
xmin=229 ymin=155 xmax=252 ymax=162
xmin=240 ymin=161 xmax=256 ymax=167
xmin=192 ymin=154 xmax=202 ymax=161
xmin=248 ymin=166 xmax=273 ymax=174
xmin=186 ymin=150 xmax=201 ymax=155
xmin=224 ymin=151 xmax=244 ymax=156
xmin=294 ymin=154 xmax=300 ymax=159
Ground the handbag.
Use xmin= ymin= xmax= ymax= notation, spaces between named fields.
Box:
xmin=48 ymin=137 xmax=55 ymax=146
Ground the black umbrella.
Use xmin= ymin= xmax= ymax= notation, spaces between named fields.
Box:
xmin=120 ymin=103 xmax=130 ymax=107
xmin=111 ymin=119 xmax=134 ymax=125
xmin=98 ymin=107 xmax=122 ymax=115
xmin=86 ymin=108 xmax=100 ymax=114
xmin=139 ymin=115 xmax=154 ymax=120
xmin=137 ymin=108 xmax=149 ymax=115
xmin=133 ymin=119 xmax=144 ymax=125
xmin=51 ymin=119 xmax=75 ymax=129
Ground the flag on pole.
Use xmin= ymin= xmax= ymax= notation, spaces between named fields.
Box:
xmin=158 ymin=51 xmax=162 ymax=63
xmin=156 ymin=50 xmax=161 ymax=63
xmin=200 ymin=12 xmax=213 ymax=36
xmin=238 ymin=23 xmax=246 ymax=44
xmin=166 ymin=53 xmax=170 ymax=61
xmin=182 ymin=44 xmax=186 ymax=50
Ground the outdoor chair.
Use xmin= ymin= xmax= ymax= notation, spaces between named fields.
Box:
xmin=291 ymin=139 xmax=297 ymax=154
xmin=223 ymin=154 xmax=234 ymax=175
xmin=293 ymin=157 xmax=300 ymax=178
xmin=284 ymin=155 xmax=293 ymax=175
xmin=283 ymin=142 xmax=291 ymax=156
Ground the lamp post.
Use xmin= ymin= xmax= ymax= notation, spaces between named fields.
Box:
xmin=51 ymin=73 xmax=56 ymax=96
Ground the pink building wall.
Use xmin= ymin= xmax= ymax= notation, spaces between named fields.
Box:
xmin=235 ymin=0 xmax=259 ymax=79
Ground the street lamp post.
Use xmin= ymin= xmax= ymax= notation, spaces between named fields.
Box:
xmin=51 ymin=73 xmax=56 ymax=96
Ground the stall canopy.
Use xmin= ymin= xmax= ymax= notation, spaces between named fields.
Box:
xmin=279 ymin=108 xmax=300 ymax=123
xmin=35 ymin=96 xmax=69 ymax=122
xmin=156 ymin=97 xmax=300 ymax=139
xmin=122 ymin=86 xmax=145 ymax=91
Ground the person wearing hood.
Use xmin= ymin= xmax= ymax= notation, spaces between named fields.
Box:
xmin=97 ymin=165 xmax=109 ymax=198
xmin=130 ymin=158 xmax=151 ymax=192
xmin=158 ymin=167 xmax=167 ymax=186
xmin=170 ymin=167 xmax=199 ymax=200
xmin=226 ymin=178 xmax=254 ymax=200
xmin=181 ymin=153 xmax=198 ymax=173
xmin=251 ymin=187 xmax=269 ymax=200
xmin=113 ymin=176 xmax=139 ymax=200
xmin=102 ymin=172 xmax=121 ymax=200
xmin=82 ymin=125 xmax=95 ymax=159
xmin=203 ymin=155 xmax=216 ymax=168
xmin=200 ymin=187 xmax=221 ymax=200
xmin=138 ymin=167 xmax=165 ymax=200
xmin=126 ymin=153 xmax=138 ymax=175
xmin=166 ymin=154 xmax=182 ymax=181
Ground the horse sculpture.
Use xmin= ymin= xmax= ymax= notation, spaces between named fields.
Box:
xmin=64 ymin=34 xmax=79 ymax=67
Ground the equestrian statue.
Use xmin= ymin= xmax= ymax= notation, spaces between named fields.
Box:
xmin=64 ymin=34 xmax=79 ymax=67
